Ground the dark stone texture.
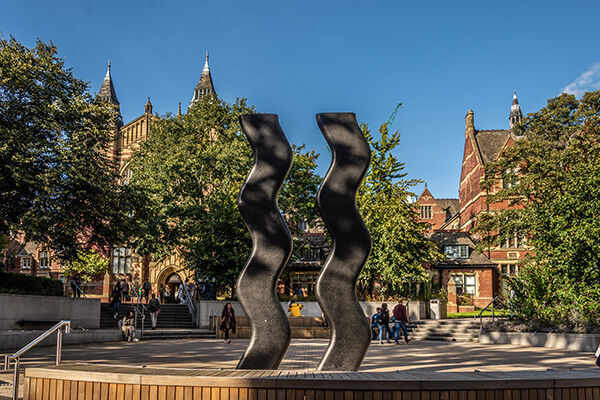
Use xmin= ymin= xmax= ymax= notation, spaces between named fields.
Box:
xmin=315 ymin=113 xmax=372 ymax=371
xmin=236 ymin=114 xmax=293 ymax=370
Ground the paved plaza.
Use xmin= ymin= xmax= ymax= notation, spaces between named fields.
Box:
xmin=1 ymin=338 xmax=596 ymax=372
xmin=1 ymin=338 xmax=597 ymax=399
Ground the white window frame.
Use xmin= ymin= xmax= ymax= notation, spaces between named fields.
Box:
xmin=112 ymin=247 xmax=132 ymax=274
xmin=39 ymin=250 xmax=50 ymax=269
xmin=420 ymin=205 xmax=432 ymax=219
xmin=21 ymin=257 xmax=32 ymax=269
xmin=444 ymin=245 xmax=469 ymax=259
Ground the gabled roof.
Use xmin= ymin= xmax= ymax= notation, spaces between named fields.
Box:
xmin=436 ymin=198 xmax=459 ymax=217
xmin=427 ymin=231 xmax=495 ymax=267
xmin=474 ymin=129 xmax=510 ymax=164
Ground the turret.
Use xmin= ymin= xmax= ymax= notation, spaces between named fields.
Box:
xmin=509 ymin=90 xmax=523 ymax=131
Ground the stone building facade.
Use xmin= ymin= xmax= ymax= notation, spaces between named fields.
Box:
xmin=418 ymin=91 xmax=529 ymax=309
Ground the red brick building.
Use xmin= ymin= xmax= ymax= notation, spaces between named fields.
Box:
xmin=418 ymin=91 xmax=529 ymax=309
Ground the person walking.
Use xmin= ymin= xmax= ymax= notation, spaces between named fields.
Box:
xmin=121 ymin=311 xmax=137 ymax=342
xmin=371 ymin=307 xmax=381 ymax=340
xmin=392 ymin=299 xmax=410 ymax=344
xmin=220 ymin=303 xmax=236 ymax=344
xmin=110 ymin=283 xmax=122 ymax=319
xmin=158 ymin=284 xmax=165 ymax=304
xmin=288 ymin=298 xmax=303 ymax=317
xmin=121 ymin=280 xmax=130 ymax=303
xmin=70 ymin=277 xmax=81 ymax=298
xmin=147 ymin=294 xmax=161 ymax=330
xmin=142 ymin=280 xmax=151 ymax=303
xmin=377 ymin=303 xmax=392 ymax=344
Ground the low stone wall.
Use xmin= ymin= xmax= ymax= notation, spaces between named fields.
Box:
xmin=196 ymin=300 xmax=429 ymax=328
xmin=480 ymin=331 xmax=600 ymax=352
xmin=0 ymin=294 xmax=100 ymax=331
xmin=0 ymin=329 xmax=122 ymax=351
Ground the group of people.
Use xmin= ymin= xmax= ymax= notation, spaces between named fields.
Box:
xmin=108 ymin=279 xmax=162 ymax=341
xmin=371 ymin=300 xmax=410 ymax=345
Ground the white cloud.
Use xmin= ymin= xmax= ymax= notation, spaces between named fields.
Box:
xmin=562 ymin=62 xmax=600 ymax=97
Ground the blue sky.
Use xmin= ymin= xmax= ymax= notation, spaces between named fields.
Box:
xmin=2 ymin=0 xmax=600 ymax=198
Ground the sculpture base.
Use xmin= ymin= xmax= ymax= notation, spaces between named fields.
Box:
xmin=24 ymin=364 xmax=600 ymax=400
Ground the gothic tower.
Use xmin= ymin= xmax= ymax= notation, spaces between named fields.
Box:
xmin=189 ymin=51 xmax=216 ymax=107
xmin=509 ymin=90 xmax=523 ymax=131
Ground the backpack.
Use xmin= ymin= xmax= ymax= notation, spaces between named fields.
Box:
xmin=376 ymin=310 xmax=386 ymax=324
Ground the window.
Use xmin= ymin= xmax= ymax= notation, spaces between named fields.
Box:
xmin=39 ymin=250 xmax=50 ymax=269
xmin=21 ymin=257 xmax=31 ymax=269
xmin=452 ymin=275 xmax=463 ymax=294
xmin=298 ymin=220 xmax=308 ymax=232
xmin=444 ymin=245 xmax=469 ymax=259
xmin=112 ymin=247 xmax=132 ymax=274
xmin=420 ymin=205 xmax=432 ymax=219
xmin=500 ymin=230 xmax=525 ymax=249
xmin=452 ymin=274 xmax=476 ymax=295
xmin=501 ymin=264 xmax=518 ymax=277
xmin=122 ymin=168 xmax=133 ymax=185
xmin=465 ymin=275 xmax=476 ymax=295
xmin=502 ymin=167 xmax=519 ymax=189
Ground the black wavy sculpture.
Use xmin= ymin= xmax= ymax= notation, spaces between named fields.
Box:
xmin=315 ymin=113 xmax=373 ymax=371
xmin=236 ymin=114 xmax=294 ymax=370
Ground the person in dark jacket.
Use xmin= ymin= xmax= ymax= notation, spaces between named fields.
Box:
xmin=377 ymin=303 xmax=392 ymax=344
xmin=142 ymin=280 xmax=151 ymax=303
xmin=392 ymin=299 xmax=410 ymax=344
xmin=220 ymin=303 xmax=236 ymax=344
xmin=147 ymin=294 xmax=161 ymax=329
xmin=110 ymin=283 xmax=122 ymax=319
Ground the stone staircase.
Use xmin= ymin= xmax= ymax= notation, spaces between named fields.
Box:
xmin=100 ymin=302 xmax=195 ymax=330
xmin=408 ymin=318 xmax=481 ymax=342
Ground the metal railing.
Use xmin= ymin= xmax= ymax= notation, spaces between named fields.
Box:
xmin=209 ymin=308 xmax=219 ymax=339
xmin=3 ymin=320 xmax=71 ymax=400
xmin=128 ymin=283 xmax=147 ymax=340
xmin=474 ymin=295 xmax=499 ymax=332
xmin=71 ymin=281 xmax=86 ymax=298
xmin=182 ymin=283 xmax=197 ymax=327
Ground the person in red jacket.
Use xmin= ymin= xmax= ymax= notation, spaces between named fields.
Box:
xmin=392 ymin=300 xmax=410 ymax=344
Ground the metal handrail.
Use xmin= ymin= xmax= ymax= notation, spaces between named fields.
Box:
xmin=474 ymin=295 xmax=499 ymax=332
xmin=72 ymin=281 xmax=87 ymax=298
xmin=210 ymin=308 xmax=219 ymax=339
xmin=183 ymin=283 xmax=197 ymax=327
xmin=4 ymin=320 xmax=71 ymax=400
xmin=128 ymin=283 xmax=147 ymax=339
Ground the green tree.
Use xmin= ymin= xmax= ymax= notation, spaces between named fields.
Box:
xmin=0 ymin=36 xmax=138 ymax=262
xmin=63 ymin=250 xmax=109 ymax=282
xmin=357 ymin=122 xmax=441 ymax=298
xmin=128 ymin=95 xmax=254 ymax=295
xmin=279 ymin=145 xmax=322 ymax=234
xmin=477 ymin=91 xmax=600 ymax=331
xmin=130 ymin=98 xmax=326 ymax=297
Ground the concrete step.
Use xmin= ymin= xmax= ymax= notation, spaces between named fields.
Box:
xmin=141 ymin=329 xmax=215 ymax=340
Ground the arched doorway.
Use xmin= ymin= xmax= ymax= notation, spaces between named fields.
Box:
xmin=165 ymin=273 xmax=182 ymax=303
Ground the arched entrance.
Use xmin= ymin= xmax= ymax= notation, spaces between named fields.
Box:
xmin=164 ymin=272 xmax=182 ymax=302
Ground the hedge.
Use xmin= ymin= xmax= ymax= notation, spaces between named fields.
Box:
xmin=0 ymin=271 xmax=64 ymax=296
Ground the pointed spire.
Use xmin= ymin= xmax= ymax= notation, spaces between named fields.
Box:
xmin=145 ymin=97 xmax=152 ymax=114
xmin=190 ymin=50 xmax=216 ymax=106
xmin=509 ymin=90 xmax=523 ymax=130
xmin=203 ymin=50 xmax=210 ymax=72
xmin=97 ymin=60 xmax=119 ymax=107
xmin=177 ymin=102 xmax=182 ymax=117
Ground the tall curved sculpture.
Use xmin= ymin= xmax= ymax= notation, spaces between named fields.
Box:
xmin=315 ymin=113 xmax=372 ymax=371
xmin=236 ymin=114 xmax=294 ymax=370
